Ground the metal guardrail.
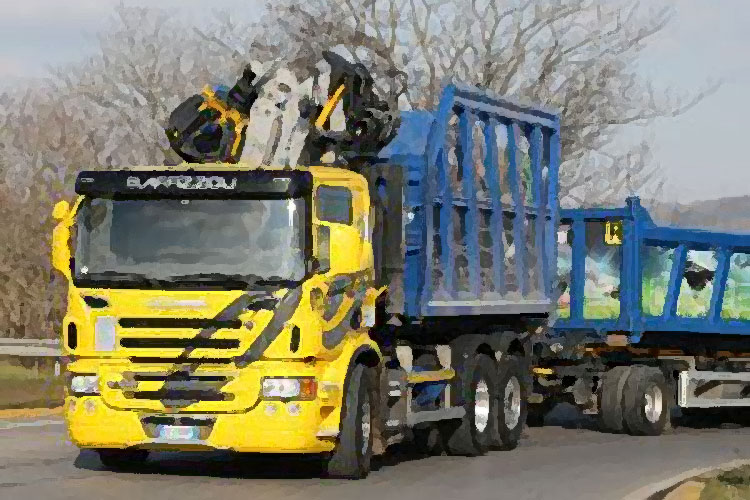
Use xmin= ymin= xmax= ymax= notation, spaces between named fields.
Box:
xmin=0 ymin=339 xmax=61 ymax=357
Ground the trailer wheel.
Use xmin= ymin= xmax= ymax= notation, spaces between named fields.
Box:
xmin=599 ymin=366 xmax=631 ymax=433
xmin=622 ymin=365 xmax=672 ymax=436
xmin=325 ymin=363 xmax=376 ymax=479
xmin=441 ymin=354 xmax=498 ymax=456
xmin=96 ymin=449 xmax=148 ymax=470
xmin=494 ymin=356 xmax=528 ymax=450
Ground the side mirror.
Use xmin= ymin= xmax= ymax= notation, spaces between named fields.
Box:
xmin=52 ymin=200 xmax=70 ymax=221
xmin=52 ymin=223 xmax=72 ymax=278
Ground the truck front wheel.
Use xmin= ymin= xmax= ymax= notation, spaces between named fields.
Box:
xmin=622 ymin=365 xmax=672 ymax=436
xmin=442 ymin=354 xmax=498 ymax=456
xmin=325 ymin=363 xmax=376 ymax=479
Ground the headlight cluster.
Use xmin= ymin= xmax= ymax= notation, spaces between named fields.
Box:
xmin=69 ymin=374 xmax=100 ymax=395
xmin=261 ymin=377 xmax=316 ymax=400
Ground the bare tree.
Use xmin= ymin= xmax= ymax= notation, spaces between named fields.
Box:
xmin=0 ymin=6 xmax=257 ymax=337
xmin=262 ymin=0 xmax=717 ymax=206
xmin=0 ymin=2 xmax=713 ymax=337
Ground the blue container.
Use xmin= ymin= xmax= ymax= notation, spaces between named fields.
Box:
xmin=377 ymin=84 xmax=562 ymax=320
xmin=553 ymin=197 xmax=750 ymax=343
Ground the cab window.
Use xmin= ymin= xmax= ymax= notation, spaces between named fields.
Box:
xmin=316 ymin=186 xmax=353 ymax=225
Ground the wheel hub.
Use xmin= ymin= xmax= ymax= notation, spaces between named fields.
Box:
xmin=474 ymin=380 xmax=490 ymax=433
xmin=644 ymin=384 xmax=663 ymax=424
xmin=504 ymin=377 xmax=521 ymax=430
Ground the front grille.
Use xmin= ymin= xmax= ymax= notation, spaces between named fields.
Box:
xmin=128 ymin=390 xmax=232 ymax=402
xmin=133 ymin=372 xmax=227 ymax=382
xmin=117 ymin=316 xmax=243 ymax=365
xmin=128 ymin=357 xmax=234 ymax=364
xmin=119 ymin=318 xmax=242 ymax=329
xmin=120 ymin=338 xmax=240 ymax=349
xmin=117 ymin=371 xmax=236 ymax=407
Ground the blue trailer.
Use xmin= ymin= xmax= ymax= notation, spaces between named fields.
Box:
xmin=537 ymin=197 xmax=750 ymax=435
xmin=366 ymin=83 xmax=561 ymax=453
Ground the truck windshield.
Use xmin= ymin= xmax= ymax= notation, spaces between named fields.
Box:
xmin=74 ymin=197 xmax=307 ymax=288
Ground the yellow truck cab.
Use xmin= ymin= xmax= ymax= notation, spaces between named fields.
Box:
xmin=53 ymin=165 xmax=383 ymax=476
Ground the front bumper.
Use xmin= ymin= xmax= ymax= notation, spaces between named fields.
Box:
xmin=65 ymin=359 xmax=344 ymax=453
xmin=66 ymin=395 xmax=338 ymax=453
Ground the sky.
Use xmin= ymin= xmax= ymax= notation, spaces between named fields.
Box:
xmin=0 ymin=0 xmax=748 ymax=203
xmin=635 ymin=0 xmax=750 ymax=203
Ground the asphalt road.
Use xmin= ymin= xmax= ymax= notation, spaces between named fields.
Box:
xmin=2 ymin=409 xmax=750 ymax=500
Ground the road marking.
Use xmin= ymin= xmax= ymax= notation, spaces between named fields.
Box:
xmin=0 ymin=419 xmax=64 ymax=430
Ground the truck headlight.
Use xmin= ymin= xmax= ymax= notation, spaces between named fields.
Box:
xmin=70 ymin=374 xmax=99 ymax=395
xmin=261 ymin=377 xmax=316 ymax=400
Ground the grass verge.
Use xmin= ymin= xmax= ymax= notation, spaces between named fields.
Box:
xmin=0 ymin=357 xmax=64 ymax=410
xmin=650 ymin=464 xmax=750 ymax=500
xmin=698 ymin=466 xmax=750 ymax=499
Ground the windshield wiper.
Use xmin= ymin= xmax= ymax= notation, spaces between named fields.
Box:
xmin=165 ymin=272 xmax=275 ymax=289
xmin=77 ymin=271 xmax=163 ymax=288
xmin=79 ymin=271 xmax=300 ymax=290
xmin=82 ymin=271 xmax=148 ymax=281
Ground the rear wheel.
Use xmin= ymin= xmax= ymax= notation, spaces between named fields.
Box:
xmin=622 ymin=365 xmax=672 ymax=436
xmin=96 ymin=449 xmax=148 ymax=470
xmin=441 ymin=354 xmax=498 ymax=456
xmin=494 ymin=356 xmax=528 ymax=450
xmin=325 ymin=364 xmax=376 ymax=479
xmin=599 ymin=366 xmax=631 ymax=433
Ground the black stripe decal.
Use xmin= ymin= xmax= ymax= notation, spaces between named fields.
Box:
xmin=322 ymin=287 xmax=367 ymax=350
xmin=234 ymin=287 xmax=303 ymax=367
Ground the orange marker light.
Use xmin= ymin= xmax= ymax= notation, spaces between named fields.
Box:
xmin=299 ymin=378 xmax=317 ymax=400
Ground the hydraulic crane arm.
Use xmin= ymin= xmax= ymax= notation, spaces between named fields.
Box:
xmin=164 ymin=51 xmax=400 ymax=167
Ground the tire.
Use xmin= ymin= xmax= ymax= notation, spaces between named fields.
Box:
xmin=622 ymin=365 xmax=672 ymax=436
xmin=599 ymin=366 xmax=631 ymax=433
xmin=325 ymin=364 xmax=376 ymax=479
xmin=96 ymin=449 xmax=148 ymax=470
xmin=441 ymin=354 xmax=498 ymax=456
xmin=494 ymin=356 xmax=528 ymax=450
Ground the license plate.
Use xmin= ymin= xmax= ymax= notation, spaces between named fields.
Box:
xmin=158 ymin=425 xmax=199 ymax=441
